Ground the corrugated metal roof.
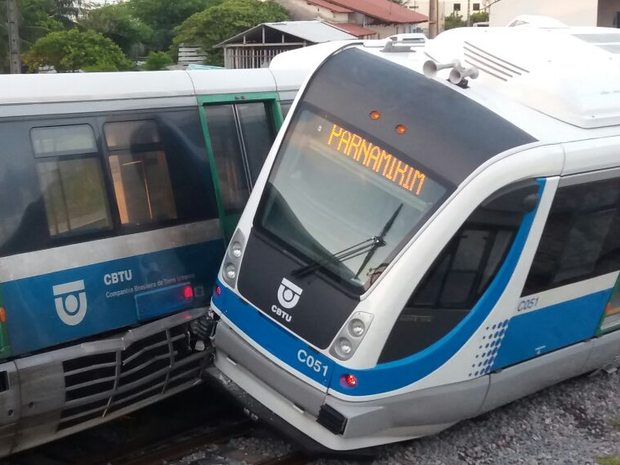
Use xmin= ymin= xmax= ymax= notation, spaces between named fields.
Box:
xmin=216 ymin=21 xmax=356 ymax=47
xmin=266 ymin=21 xmax=357 ymax=42
xmin=305 ymin=0 xmax=352 ymax=13
xmin=328 ymin=22 xmax=377 ymax=37
xmin=326 ymin=0 xmax=428 ymax=24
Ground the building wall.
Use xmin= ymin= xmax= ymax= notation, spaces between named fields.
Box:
xmin=273 ymin=0 xmax=350 ymax=22
xmin=598 ymin=0 xmax=620 ymax=27
xmin=404 ymin=0 xmax=488 ymax=32
xmin=366 ymin=24 xmax=415 ymax=38
xmin=489 ymin=0 xmax=598 ymax=27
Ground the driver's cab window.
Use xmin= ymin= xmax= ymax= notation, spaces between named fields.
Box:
xmin=379 ymin=181 xmax=540 ymax=363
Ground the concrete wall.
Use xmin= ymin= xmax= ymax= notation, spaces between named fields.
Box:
xmin=273 ymin=0 xmax=350 ymax=22
xmin=489 ymin=0 xmax=598 ymax=27
xmin=598 ymin=0 xmax=620 ymax=27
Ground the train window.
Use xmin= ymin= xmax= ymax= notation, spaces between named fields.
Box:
xmin=523 ymin=178 xmax=620 ymax=295
xmin=379 ymin=181 xmax=537 ymax=363
xmin=31 ymin=125 xmax=97 ymax=157
xmin=237 ymin=103 xmax=275 ymax=183
xmin=204 ymin=105 xmax=250 ymax=214
xmin=104 ymin=121 xmax=177 ymax=226
xmin=37 ymin=157 xmax=112 ymax=237
xmin=103 ymin=120 xmax=160 ymax=148
xmin=31 ymin=124 xmax=111 ymax=238
xmin=280 ymin=101 xmax=293 ymax=119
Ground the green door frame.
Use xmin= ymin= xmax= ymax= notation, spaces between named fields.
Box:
xmin=198 ymin=92 xmax=284 ymax=241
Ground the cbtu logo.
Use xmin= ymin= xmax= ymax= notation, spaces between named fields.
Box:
xmin=53 ymin=280 xmax=88 ymax=326
xmin=277 ymin=278 xmax=303 ymax=309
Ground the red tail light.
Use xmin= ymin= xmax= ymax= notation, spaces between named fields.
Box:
xmin=183 ymin=285 xmax=194 ymax=300
xmin=341 ymin=374 xmax=358 ymax=388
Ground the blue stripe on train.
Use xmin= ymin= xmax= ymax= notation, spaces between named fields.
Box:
xmin=3 ymin=239 xmax=225 ymax=356
xmin=492 ymin=289 xmax=611 ymax=370
xmin=215 ymin=181 xmax=546 ymax=396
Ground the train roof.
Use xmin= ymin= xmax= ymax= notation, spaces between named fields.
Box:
xmin=350 ymin=24 xmax=620 ymax=147
xmin=0 ymin=68 xmax=310 ymax=108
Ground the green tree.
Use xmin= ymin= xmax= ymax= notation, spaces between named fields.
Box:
xmin=23 ymin=28 xmax=134 ymax=72
xmin=80 ymin=4 xmax=153 ymax=58
xmin=143 ymin=50 xmax=172 ymax=69
xmin=444 ymin=11 xmax=466 ymax=30
xmin=173 ymin=0 xmax=289 ymax=66
xmin=0 ymin=0 xmax=74 ymax=73
xmin=470 ymin=11 xmax=489 ymax=24
xmin=128 ymin=0 xmax=222 ymax=50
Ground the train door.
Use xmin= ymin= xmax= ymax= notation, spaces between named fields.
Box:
xmin=198 ymin=93 xmax=284 ymax=241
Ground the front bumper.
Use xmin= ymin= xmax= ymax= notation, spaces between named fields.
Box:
xmin=207 ymin=319 xmax=490 ymax=451
xmin=0 ymin=307 xmax=211 ymax=457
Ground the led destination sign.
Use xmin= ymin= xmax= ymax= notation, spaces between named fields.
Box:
xmin=327 ymin=124 xmax=426 ymax=196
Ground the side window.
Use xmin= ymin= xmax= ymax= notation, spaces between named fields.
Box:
xmin=523 ymin=177 xmax=620 ymax=295
xmin=31 ymin=125 xmax=112 ymax=238
xmin=237 ymin=102 xmax=275 ymax=182
xmin=379 ymin=181 xmax=539 ymax=363
xmin=204 ymin=102 xmax=276 ymax=215
xmin=280 ymin=101 xmax=293 ymax=120
xmin=104 ymin=120 xmax=177 ymax=227
xmin=205 ymin=105 xmax=250 ymax=214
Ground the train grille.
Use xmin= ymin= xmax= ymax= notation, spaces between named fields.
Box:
xmin=59 ymin=324 xmax=205 ymax=431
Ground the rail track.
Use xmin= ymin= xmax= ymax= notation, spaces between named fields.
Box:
xmin=0 ymin=386 xmax=314 ymax=465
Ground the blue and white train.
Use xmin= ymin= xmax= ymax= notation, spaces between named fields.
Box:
xmin=206 ymin=23 xmax=620 ymax=450
xmin=0 ymin=65 xmax=312 ymax=457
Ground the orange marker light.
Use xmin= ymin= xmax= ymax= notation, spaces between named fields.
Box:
xmin=369 ymin=111 xmax=381 ymax=120
xmin=395 ymin=124 xmax=407 ymax=135
xmin=0 ymin=308 xmax=5 ymax=323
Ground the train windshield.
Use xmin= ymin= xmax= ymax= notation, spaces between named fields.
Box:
xmin=256 ymin=105 xmax=448 ymax=291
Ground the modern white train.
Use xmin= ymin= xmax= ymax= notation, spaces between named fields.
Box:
xmin=206 ymin=23 xmax=620 ymax=451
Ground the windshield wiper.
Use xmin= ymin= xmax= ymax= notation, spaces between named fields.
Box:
xmin=292 ymin=203 xmax=404 ymax=280
xmin=354 ymin=203 xmax=403 ymax=279
xmin=292 ymin=236 xmax=386 ymax=278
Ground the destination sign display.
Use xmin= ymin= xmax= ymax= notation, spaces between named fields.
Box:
xmin=326 ymin=124 xmax=426 ymax=196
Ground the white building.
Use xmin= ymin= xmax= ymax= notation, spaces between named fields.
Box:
xmin=490 ymin=0 xmax=620 ymax=28
xmin=403 ymin=0 xmax=489 ymax=33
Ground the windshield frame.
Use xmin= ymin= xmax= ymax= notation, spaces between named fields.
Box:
xmin=253 ymin=101 xmax=454 ymax=296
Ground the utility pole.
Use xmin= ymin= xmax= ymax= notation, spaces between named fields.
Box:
xmin=429 ymin=0 xmax=438 ymax=38
xmin=7 ymin=0 xmax=21 ymax=74
xmin=467 ymin=0 xmax=471 ymax=26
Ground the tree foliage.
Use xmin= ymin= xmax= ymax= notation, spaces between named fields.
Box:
xmin=444 ymin=11 xmax=466 ymax=30
xmin=23 ymin=28 xmax=134 ymax=72
xmin=80 ymin=4 xmax=153 ymax=58
xmin=470 ymin=11 xmax=489 ymax=24
xmin=174 ymin=0 xmax=289 ymax=65
xmin=129 ymin=0 xmax=222 ymax=49
xmin=143 ymin=50 xmax=172 ymax=70
xmin=0 ymin=0 xmax=76 ymax=72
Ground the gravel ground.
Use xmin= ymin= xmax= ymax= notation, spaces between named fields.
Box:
xmin=173 ymin=370 xmax=620 ymax=465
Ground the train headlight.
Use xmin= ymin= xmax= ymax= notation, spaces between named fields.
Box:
xmin=224 ymin=263 xmax=237 ymax=281
xmin=329 ymin=312 xmax=374 ymax=361
xmin=221 ymin=229 xmax=246 ymax=288
xmin=231 ymin=241 xmax=243 ymax=258
xmin=335 ymin=337 xmax=353 ymax=358
xmin=348 ymin=319 xmax=365 ymax=337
